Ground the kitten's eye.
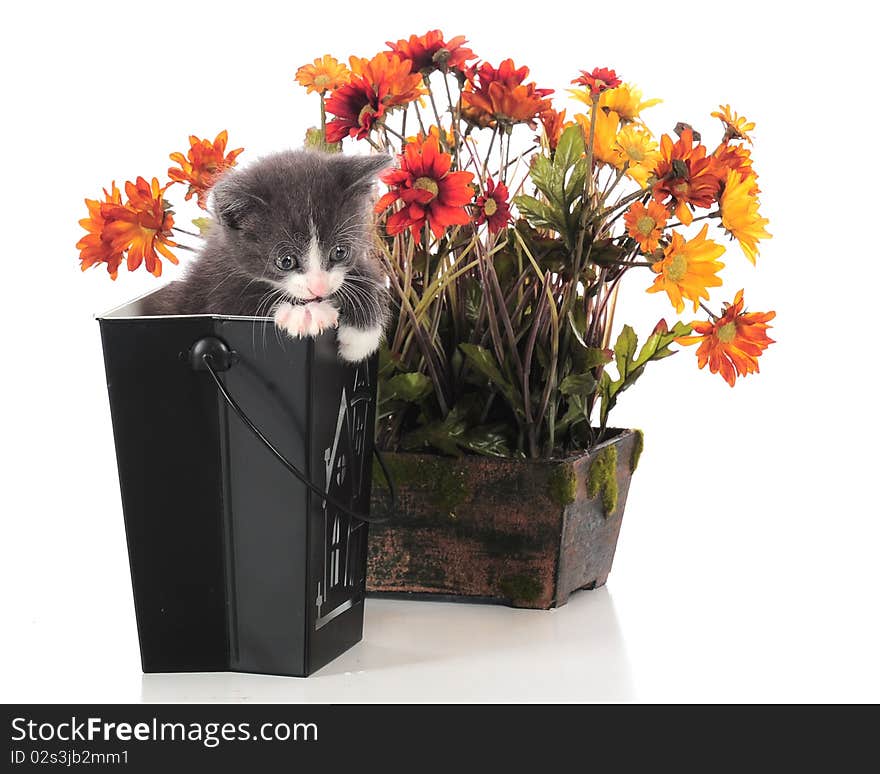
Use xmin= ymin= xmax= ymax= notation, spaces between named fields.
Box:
xmin=330 ymin=245 xmax=349 ymax=263
xmin=275 ymin=254 xmax=297 ymax=271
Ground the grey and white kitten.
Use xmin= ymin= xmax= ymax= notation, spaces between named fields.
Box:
xmin=142 ymin=149 xmax=392 ymax=362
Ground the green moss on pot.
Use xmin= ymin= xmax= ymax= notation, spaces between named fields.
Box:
xmin=372 ymin=452 xmax=468 ymax=513
xmin=587 ymin=445 xmax=618 ymax=517
xmin=499 ymin=573 xmax=543 ymax=603
xmin=630 ymin=429 xmax=644 ymax=472
xmin=548 ymin=464 xmax=577 ymax=506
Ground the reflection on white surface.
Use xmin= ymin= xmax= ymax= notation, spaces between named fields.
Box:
xmin=141 ymin=588 xmax=632 ymax=703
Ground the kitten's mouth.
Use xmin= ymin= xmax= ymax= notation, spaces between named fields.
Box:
xmin=291 ymin=293 xmax=327 ymax=305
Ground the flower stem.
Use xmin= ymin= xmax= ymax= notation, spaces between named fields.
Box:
xmin=172 ymin=226 xmax=202 ymax=238
xmin=699 ymin=301 xmax=718 ymax=320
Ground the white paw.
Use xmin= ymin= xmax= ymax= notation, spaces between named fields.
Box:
xmin=337 ymin=324 xmax=383 ymax=362
xmin=274 ymin=300 xmax=339 ymax=338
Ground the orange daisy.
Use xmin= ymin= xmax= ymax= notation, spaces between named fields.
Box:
xmin=386 ymin=30 xmax=476 ymax=75
xmin=714 ymin=142 xmax=759 ymax=193
xmin=537 ymin=107 xmax=567 ymax=151
xmin=375 ymin=134 xmax=475 ymax=243
xmin=295 ymin=55 xmax=350 ymax=95
xmin=103 ymin=177 xmax=178 ymax=277
xmin=461 ymin=59 xmax=553 ymax=128
xmin=652 ymin=129 xmax=724 ymax=225
xmin=168 ymin=130 xmax=244 ymax=210
xmin=646 ymin=224 xmax=725 ymax=313
xmin=624 ymin=200 xmax=669 ymax=254
xmin=677 ymin=290 xmax=775 ymax=386
xmin=77 ymin=182 xmax=124 ymax=279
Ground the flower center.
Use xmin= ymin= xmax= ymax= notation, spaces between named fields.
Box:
xmin=717 ymin=321 xmax=737 ymax=343
xmin=357 ymin=104 xmax=379 ymax=127
xmin=483 ymin=197 xmax=498 ymax=216
xmin=414 ymin=176 xmax=440 ymax=200
xmin=314 ymin=74 xmax=331 ymax=90
xmin=636 ymin=215 xmax=656 ymax=236
xmin=666 ymin=253 xmax=687 ymax=282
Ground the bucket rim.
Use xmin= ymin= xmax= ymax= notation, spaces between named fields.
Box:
xmin=96 ymin=287 xmax=273 ymax=322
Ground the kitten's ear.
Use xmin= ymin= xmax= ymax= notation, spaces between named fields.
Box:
xmin=211 ymin=171 xmax=266 ymax=230
xmin=341 ymin=154 xmax=394 ymax=191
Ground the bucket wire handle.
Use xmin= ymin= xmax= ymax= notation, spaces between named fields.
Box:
xmin=195 ymin=339 xmax=395 ymax=524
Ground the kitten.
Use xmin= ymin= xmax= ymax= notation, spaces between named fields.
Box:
xmin=141 ymin=149 xmax=392 ymax=362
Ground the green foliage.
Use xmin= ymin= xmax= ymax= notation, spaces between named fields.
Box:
xmin=514 ymin=125 xmax=586 ymax=249
xmin=598 ymin=321 xmax=692 ymax=428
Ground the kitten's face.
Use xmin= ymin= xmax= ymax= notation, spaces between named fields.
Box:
xmin=212 ymin=150 xmax=390 ymax=302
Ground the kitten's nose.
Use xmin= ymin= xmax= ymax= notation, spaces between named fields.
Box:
xmin=307 ymin=274 xmax=330 ymax=298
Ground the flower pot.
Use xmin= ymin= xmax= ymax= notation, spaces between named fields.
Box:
xmin=367 ymin=429 xmax=642 ymax=609
xmin=98 ymin=291 xmax=378 ymax=676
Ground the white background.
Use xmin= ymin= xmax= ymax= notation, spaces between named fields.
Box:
xmin=2 ymin=1 xmax=878 ymax=702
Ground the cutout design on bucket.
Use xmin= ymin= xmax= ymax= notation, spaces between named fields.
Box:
xmin=315 ymin=363 xmax=373 ymax=630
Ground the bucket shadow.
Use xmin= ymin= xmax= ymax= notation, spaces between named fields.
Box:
xmin=141 ymin=587 xmax=633 ymax=702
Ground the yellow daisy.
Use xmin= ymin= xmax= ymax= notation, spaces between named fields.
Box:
xmin=711 ymin=104 xmax=756 ymax=144
xmin=647 ymin=224 xmax=726 ymax=313
xmin=719 ymin=169 xmax=772 ymax=264
xmin=614 ymin=125 xmax=660 ymax=187
xmin=570 ymin=82 xmax=661 ymax=124
xmin=574 ymin=109 xmax=621 ymax=167
xmin=295 ymin=55 xmax=350 ymax=95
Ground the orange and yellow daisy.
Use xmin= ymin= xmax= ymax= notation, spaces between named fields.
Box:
xmin=102 ymin=177 xmax=178 ymax=277
xmin=652 ymin=129 xmax=724 ymax=225
xmin=677 ymin=290 xmax=775 ymax=386
xmin=325 ymin=53 xmax=425 ymax=142
xmin=375 ymin=134 xmax=474 ymax=243
xmin=719 ymin=169 xmax=771 ymax=264
xmin=711 ymin=104 xmax=755 ymax=144
xmin=77 ymin=182 xmax=124 ymax=279
xmin=168 ymin=130 xmax=244 ymax=210
xmin=714 ymin=142 xmax=759 ymax=193
xmin=646 ymin=224 xmax=725 ymax=313
xmin=624 ymin=200 xmax=669 ymax=254
xmin=295 ymin=55 xmax=350 ymax=95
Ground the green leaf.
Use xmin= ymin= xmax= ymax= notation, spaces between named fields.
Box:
xmin=559 ymin=372 xmax=597 ymax=399
xmin=382 ymin=372 xmax=433 ymax=404
xmin=459 ymin=343 xmax=522 ymax=418
xmin=599 ymin=321 xmax=692 ymax=427
xmin=514 ymin=195 xmax=567 ymax=236
xmin=554 ymin=125 xmax=585 ymax=173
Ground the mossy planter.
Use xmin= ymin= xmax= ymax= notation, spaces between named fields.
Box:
xmin=367 ymin=428 xmax=642 ymax=609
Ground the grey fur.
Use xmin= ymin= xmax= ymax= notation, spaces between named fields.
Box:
xmin=142 ymin=149 xmax=392 ymax=340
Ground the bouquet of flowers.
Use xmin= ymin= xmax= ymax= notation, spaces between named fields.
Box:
xmin=295 ymin=31 xmax=775 ymax=459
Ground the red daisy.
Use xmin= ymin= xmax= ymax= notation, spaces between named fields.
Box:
xmin=571 ymin=67 xmax=621 ymax=97
xmin=473 ymin=178 xmax=511 ymax=234
xmin=375 ymin=134 xmax=475 ymax=243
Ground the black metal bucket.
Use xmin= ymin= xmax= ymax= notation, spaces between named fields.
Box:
xmin=98 ymin=291 xmax=379 ymax=677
